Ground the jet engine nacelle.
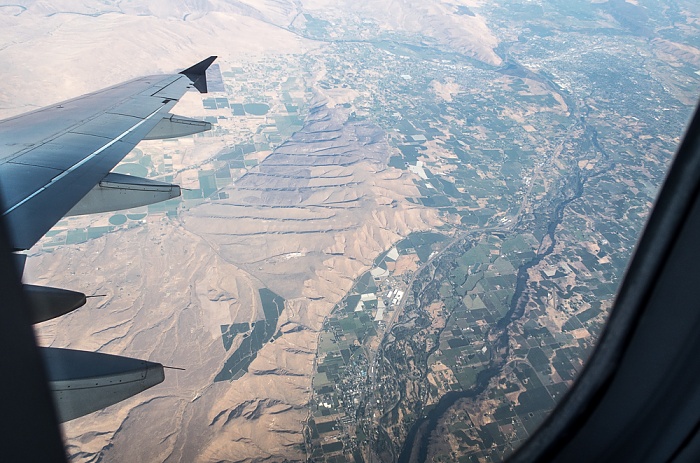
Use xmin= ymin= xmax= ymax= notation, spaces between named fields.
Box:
xmin=24 ymin=284 xmax=86 ymax=324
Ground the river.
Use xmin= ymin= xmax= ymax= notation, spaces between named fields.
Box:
xmin=397 ymin=49 xmax=592 ymax=461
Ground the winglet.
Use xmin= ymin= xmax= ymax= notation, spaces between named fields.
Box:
xmin=180 ymin=56 xmax=217 ymax=93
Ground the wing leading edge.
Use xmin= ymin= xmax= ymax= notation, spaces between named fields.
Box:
xmin=0 ymin=56 xmax=216 ymax=422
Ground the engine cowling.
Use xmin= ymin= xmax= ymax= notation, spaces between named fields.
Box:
xmin=24 ymin=284 xmax=86 ymax=324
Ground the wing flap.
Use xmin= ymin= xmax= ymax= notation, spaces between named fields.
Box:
xmin=71 ymin=113 xmax=143 ymax=139
xmin=140 ymin=75 xmax=181 ymax=96
xmin=107 ymin=96 xmax=170 ymax=119
xmin=152 ymin=75 xmax=197 ymax=100
xmin=8 ymin=133 xmax=108 ymax=170
xmin=0 ymin=163 xmax=61 ymax=208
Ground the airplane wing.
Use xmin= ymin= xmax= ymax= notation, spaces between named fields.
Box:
xmin=0 ymin=56 xmax=216 ymax=422
xmin=0 ymin=56 xmax=216 ymax=251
